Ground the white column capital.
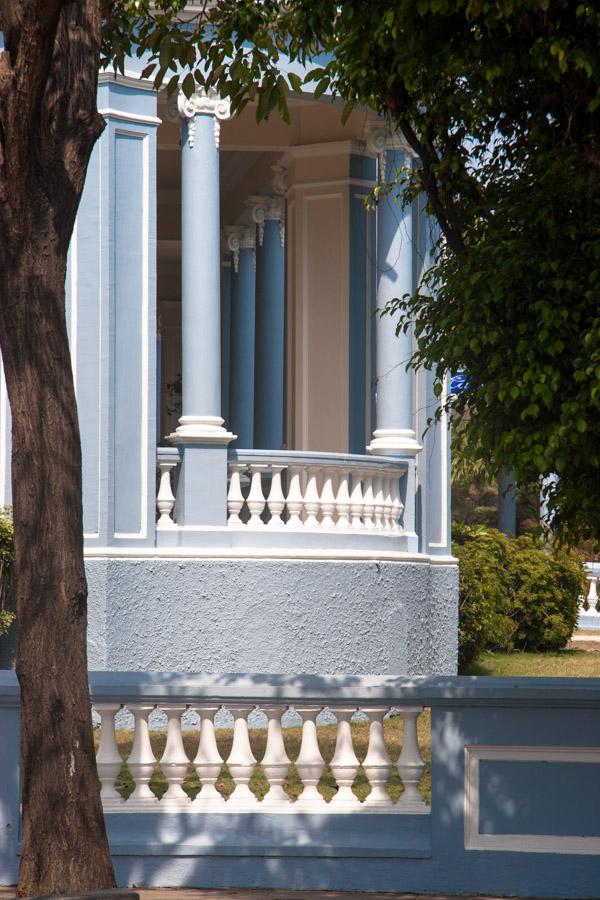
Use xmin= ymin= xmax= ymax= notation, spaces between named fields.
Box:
xmin=365 ymin=121 xmax=416 ymax=173
xmin=245 ymin=196 xmax=285 ymax=247
xmin=167 ymin=86 xmax=231 ymax=149
xmin=223 ymin=224 xmax=256 ymax=272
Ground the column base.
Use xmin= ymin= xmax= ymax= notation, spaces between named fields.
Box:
xmin=368 ymin=428 xmax=422 ymax=456
xmin=168 ymin=416 xmax=236 ymax=445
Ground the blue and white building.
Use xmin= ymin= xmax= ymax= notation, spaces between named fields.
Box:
xmin=0 ymin=71 xmax=457 ymax=675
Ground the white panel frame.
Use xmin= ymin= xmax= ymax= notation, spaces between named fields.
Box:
xmin=464 ymin=744 xmax=600 ymax=854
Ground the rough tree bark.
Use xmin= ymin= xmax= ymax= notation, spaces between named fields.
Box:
xmin=0 ymin=1 xmax=116 ymax=895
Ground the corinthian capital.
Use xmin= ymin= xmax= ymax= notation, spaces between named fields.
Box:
xmin=223 ymin=225 xmax=256 ymax=273
xmin=245 ymin=196 xmax=286 ymax=247
xmin=167 ymin=86 xmax=231 ymax=149
xmin=365 ymin=121 xmax=415 ymax=175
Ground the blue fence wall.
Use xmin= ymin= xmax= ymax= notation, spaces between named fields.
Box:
xmin=2 ymin=673 xmax=600 ymax=898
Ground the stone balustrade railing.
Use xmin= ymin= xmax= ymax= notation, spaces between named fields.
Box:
xmin=155 ymin=447 xmax=412 ymax=553
xmin=95 ymin=699 xmax=426 ymax=814
xmin=226 ymin=450 xmax=406 ymax=533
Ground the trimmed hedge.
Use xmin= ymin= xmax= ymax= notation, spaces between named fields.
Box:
xmin=453 ymin=523 xmax=585 ymax=670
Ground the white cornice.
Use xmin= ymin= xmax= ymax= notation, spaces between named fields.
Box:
xmin=98 ymin=107 xmax=162 ymax=127
xmin=98 ymin=70 xmax=158 ymax=93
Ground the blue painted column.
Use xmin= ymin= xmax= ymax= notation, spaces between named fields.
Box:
xmin=221 ymin=252 xmax=232 ymax=426
xmin=498 ymin=470 xmax=517 ymax=536
xmin=246 ymin=195 xmax=286 ymax=450
xmin=367 ymin=125 xmax=421 ymax=457
xmin=166 ymin=89 xmax=235 ymax=532
xmin=225 ymin=225 xmax=257 ymax=449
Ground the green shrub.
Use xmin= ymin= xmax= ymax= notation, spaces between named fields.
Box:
xmin=0 ymin=509 xmax=14 ymax=639
xmin=453 ymin=523 xmax=586 ymax=670
xmin=509 ymin=536 xmax=583 ymax=651
xmin=453 ymin=523 xmax=515 ymax=669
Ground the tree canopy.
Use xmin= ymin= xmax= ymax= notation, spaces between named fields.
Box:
xmin=106 ymin=0 xmax=600 ymax=544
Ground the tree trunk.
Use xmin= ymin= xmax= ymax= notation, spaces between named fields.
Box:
xmin=0 ymin=244 xmax=116 ymax=897
xmin=0 ymin=1 xmax=116 ymax=894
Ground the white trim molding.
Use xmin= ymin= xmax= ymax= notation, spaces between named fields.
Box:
xmin=464 ymin=744 xmax=600 ymax=855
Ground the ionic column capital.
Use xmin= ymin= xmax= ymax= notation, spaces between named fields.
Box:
xmin=167 ymin=86 xmax=231 ymax=149
xmin=245 ymin=195 xmax=286 ymax=247
xmin=223 ymin=224 xmax=256 ymax=273
xmin=365 ymin=121 xmax=416 ymax=174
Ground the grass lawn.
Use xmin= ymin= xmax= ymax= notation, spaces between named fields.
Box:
xmin=98 ymin=714 xmax=432 ymax=805
xmin=463 ymin=648 xmax=600 ymax=677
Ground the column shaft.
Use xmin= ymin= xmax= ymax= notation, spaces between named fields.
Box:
xmin=254 ymin=218 xmax=285 ymax=449
xmin=180 ymin=114 xmax=221 ymax=427
xmin=230 ymin=243 xmax=256 ymax=448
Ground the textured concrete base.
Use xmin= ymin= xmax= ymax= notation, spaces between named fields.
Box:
xmin=84 ymin=558 xmax=458 ymax=675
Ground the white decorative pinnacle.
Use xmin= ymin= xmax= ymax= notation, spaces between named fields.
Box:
xmin=245 ymin=196 xmax=286 ymax=247
xmin=166 ymin=86 xmax=231 ymax=149
xmin=365 ymin=121 xmax=415 ymax=178
xmin=223 ymin=225 xmax=256 ymax=273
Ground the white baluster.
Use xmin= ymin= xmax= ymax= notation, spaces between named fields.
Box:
xmin=260 ymin=705 xmax=291 ymax=808
xmin=390 ymin=474 xmax=403 ymax=533
xmin=363 ymin=707 xmax=393 ymax=808
xmin=95 ymin=704 xmax=124 ymax=804
xmin=362 ymin=472 xmax=376 ymax=530
xmin=381 ymin=474 xmax=393 ymax=532
xmin=372 ymin=474 xmax=385 ymax=531
xmin=335 ymin=469 xmax=351 ymax=530
xmin=320 ymin=469 xmax=337 ymax=528
xmin=286 ymin=465 xmax=305 ymax=527
xmin=226 ymin=705 xmax=258 ymax=806
xmin=396 ymin=706 xmax=428 ymax=812
xmin=295 ymin=706 xmax=326 ymax=809
xmin=588 ymin=576 xmax=599 ymax=614
xmin=159 ymin=705 xmax=190 ymax=804
xmin=227 ymin=462 xmax=246 ymax=526
xmin=127 ymin=704 xmax=158 ymax=804
xmin=349 ymin=472 xmax=364 ymax=530
xmin=329 ymin=707 xmax=361 ymax=809
xmin=266 ymin=465 xmax=286 ymax=527
xmin=246 ymin=464 xmax=267 ymax=526
xmin=193 ymin=705 xmax=226 ymax=807
xmin=304 ymin=467 xmax=321 ymax=527
xmin=156 ymin=459 xmax=178 ymax=528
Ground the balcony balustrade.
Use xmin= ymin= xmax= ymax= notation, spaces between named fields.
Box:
xmin=95 ymin=699 xmax=427 ymax=814
xmin=156 ymin=447 xmax=412 ymax=554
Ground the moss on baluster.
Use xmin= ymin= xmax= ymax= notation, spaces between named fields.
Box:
xmin=94 ymin=712 xmax=432 ymax=805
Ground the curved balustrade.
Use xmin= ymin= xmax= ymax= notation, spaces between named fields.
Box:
xmin=227 ymin=451 xmax=406 ymax=533
xmin=94 ymin=700 xmax=428 ymax=815
xmin=156 ymin=448 xmax=411 ymax=551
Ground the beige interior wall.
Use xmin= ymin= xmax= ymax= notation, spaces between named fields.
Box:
xmin=287 ymin=150 xmax=351 ymax=453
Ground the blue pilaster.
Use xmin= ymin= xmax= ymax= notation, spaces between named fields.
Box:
xmin=247 ymin=196 xmax=286 ymax=450
xmin=416 ymin=205 xmax=452 ymax=556
xmin=226 ymin=225 xmax=257 ymax=449
xmin=68 ymin=75 xmax=158 ymax=548
xmin=368 ymin=130 xmax=420 ymax=457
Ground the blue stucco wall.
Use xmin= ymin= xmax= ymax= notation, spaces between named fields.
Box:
xmin=85 ymin=558 xmax=458 ymax=675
